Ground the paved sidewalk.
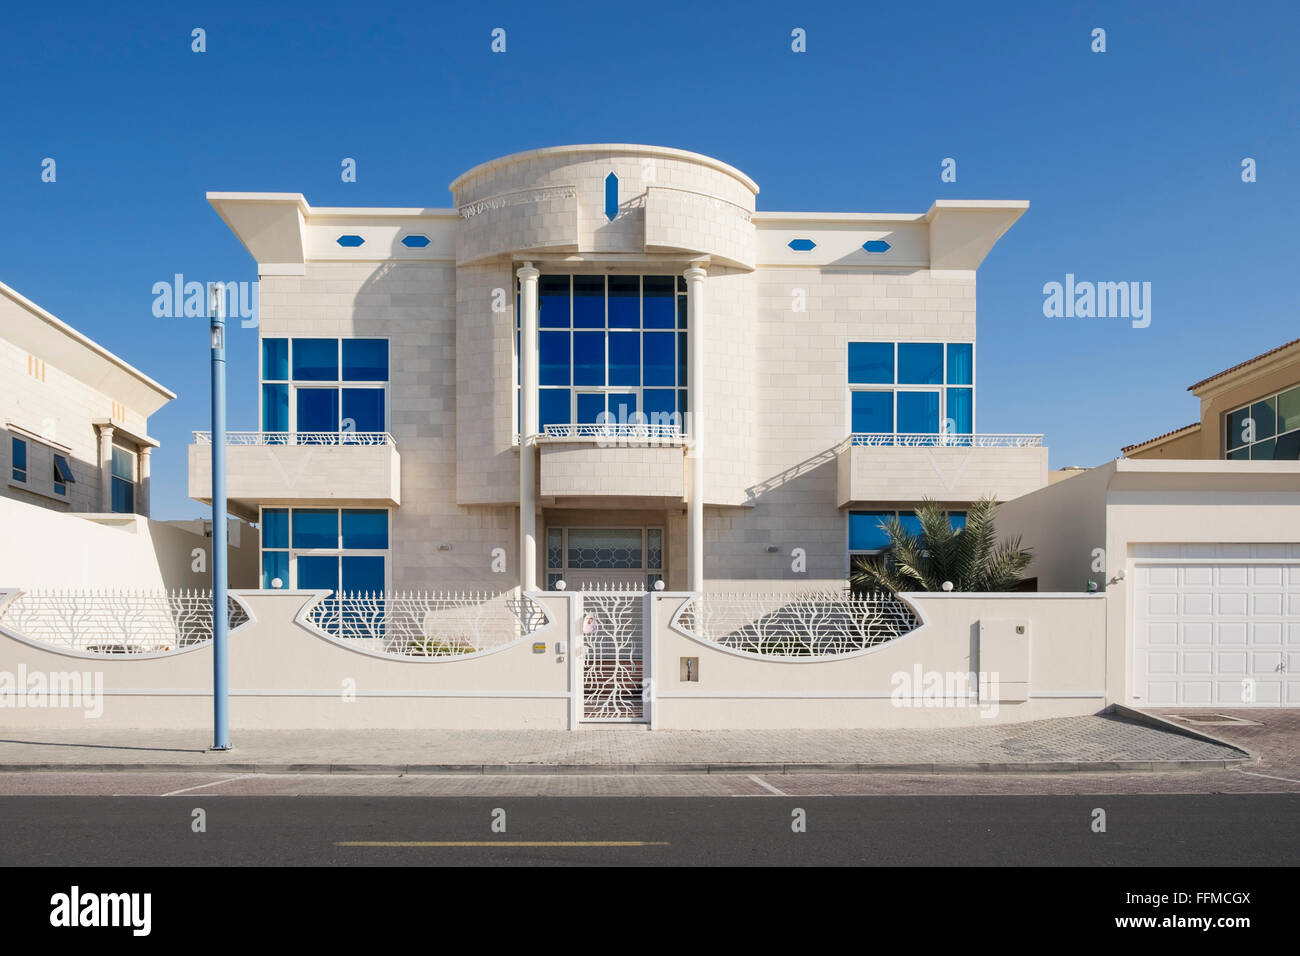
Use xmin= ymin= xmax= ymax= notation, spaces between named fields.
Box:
xmin=0 ymin=713 xmax=1251 ymax=774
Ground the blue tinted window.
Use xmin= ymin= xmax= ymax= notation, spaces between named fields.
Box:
xmin=851 ymin=391 xmax=893 ymax=433
xmin=946 ymin=343 xmax=973 ymax=385
xmin=950 ymin=512 xmax=967 ymax=531
xmin=608 ymin=276 xmax=640 ymax=328
xmin=297 ymin=389 xmax=339 ymax=433
xmin=539 ymin=331 xmax=571 ymax=386
xmin=642 ymin=276 xmax=675 ymax=328
xmin=899 ymin=514 xmax=924 ymax=538
xmin=342 ymin=339 xmax=388 ymax=381
xmin=342 ymin=388 xmax=384 ymax=432
xmin=608 ymin=333 xmax=639 ymax=386
xmin=342 ymin=555 xmax=385 ymax=593
xmin=292 ymin=339 xmax=338 ymax=381
xmin=897 ymin=343 xmax=943 ymax=384
xmin=261 ymin=550 xmax=288 ymax=589
xmin=898 ymin=391 xmax=940 ymax=433
xmin=643 ymin=389 xmax=676 ymax=421
xmin=576 ymin=393 xmax=605 ymax=424
xmin=947 ymin=388 xmax=973 ymax=434
xmin=572 ymin=275 xmax=604 ymax=328
xmin=111 ymin=477 xmax=133 ymax=513
xmin=573 ymin=332 xmax=605 ymax=385
xmin=292 ymin=509 xmax=338 ymax=549
xmin=607 ymin=393 xmax=637 ymax=424
xmin=849 ymin=343 xmax=893 ymax=384
xmin=262 ymin=338 xmax=288 ymax=380
xmin=262 ymin=384 xmax=289 ymax=432
xmin=11 ymin=436 xmax=26 ymax=480
xmin=342 ymin=510 xmax=388 ymax=549
xmin=262 ymin=508 xmax=289 ymax=549
xmin=111 ymin=446 xmax=133 ymax=481
xmin=297 ymin=555 xmax=338 ymax=595
xmin=849 ymin=512 xmax=891 ymax=551
xmin=539 ymin=389 xmax=570 ymax=429
xmin=643 ymin=332 xmax=675 ymax=386
xmin=538 ymin=275 xmax=570 ymax=328
xmin=677 ymin=332 xmax=687 ymax=385
xmin=677 ymin=296 xmax=688 ymax=329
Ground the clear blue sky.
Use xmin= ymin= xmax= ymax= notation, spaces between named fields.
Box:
xmin=2 ymin=0 xmax=1296 ymax=519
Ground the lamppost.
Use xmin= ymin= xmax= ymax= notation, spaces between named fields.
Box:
xmin=208 ymin=283 xmax=230 ymax=751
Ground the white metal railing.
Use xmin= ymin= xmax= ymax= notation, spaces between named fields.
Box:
xmin=848 ymin=433 xmax=1044 ymax=448
xmin=0 ymin=589 xmax=248 ymax=655
xmin=304 ymin=591 xmax=548 ymax=658
xmin=538 ymin=423 xmax=686 ymax=442
xmin=672 ymin=589 xmax=919 ymax=658
xmin=192 ymin=431 xmax=395 ymax=446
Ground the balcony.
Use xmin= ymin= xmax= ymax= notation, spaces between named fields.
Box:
xmin=189 ymin=431 xmax=400 ymax=519
xmin=836 ymin=433 xmax=1047 ymax=506
xmin=534 ymin=424 xmax=686 ymax=502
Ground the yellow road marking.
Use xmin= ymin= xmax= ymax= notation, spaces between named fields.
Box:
xmin=337 ymin=840 xmax=669 ymax=848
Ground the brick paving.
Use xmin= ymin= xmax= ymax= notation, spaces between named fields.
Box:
xmin=0 ymin=712 xmax=1249 ymax=773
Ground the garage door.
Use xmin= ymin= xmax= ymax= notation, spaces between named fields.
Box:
xmin=1133 ymin=546 xmax=1300 ymax=707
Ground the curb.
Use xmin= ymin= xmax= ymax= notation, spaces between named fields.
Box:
xmin=0 ymin=757 xmax=1255 ymax=775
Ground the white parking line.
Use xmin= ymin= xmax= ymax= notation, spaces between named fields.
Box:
xmin=1236 ymin=770 xmax=1300 ymax=785
xmin=160 ymin=775 xmax=254 ymax=797
xmin=747 ymin=774 xmax=787 ymax=796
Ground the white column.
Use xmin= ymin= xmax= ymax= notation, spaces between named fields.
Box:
xmin=517 ymin=262 xmax=540 ymax=592
xmin=96 ymin=424 xmax=114 ymax=512
xmin=683 ymin=264 xmax=707 ymax=592
xmin=138 ymin=446 xmax=152 ymax=516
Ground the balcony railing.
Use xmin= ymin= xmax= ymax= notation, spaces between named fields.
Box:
xmin=846 ymin=433 xmax=1044 ymax=448
xmin=536 ymin=423 xmax=687 ymax=443
xmin=193 ymin=431 xmax=395 ymax=446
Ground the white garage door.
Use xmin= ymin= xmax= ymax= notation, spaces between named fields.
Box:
xmin=1134 ymin=546 xmax=1300 ymax=707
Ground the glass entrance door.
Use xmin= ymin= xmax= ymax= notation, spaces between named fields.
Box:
xmin=545 ymin=527 xmax=664 ymax=590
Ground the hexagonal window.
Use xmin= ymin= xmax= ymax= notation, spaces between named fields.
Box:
xmin=862 ymin=240 xmax=891 ymax=253
xmin=787 ymin=239 xmax=816 ymax=251
xmin=336 ymin=235 xmax=365 ymax=247
xmin=401 ymin=234 xmax=431 ymax=248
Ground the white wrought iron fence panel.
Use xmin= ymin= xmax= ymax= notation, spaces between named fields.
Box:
xmin=0 ymin=589 xmax=248 ymax=655
xmin=304 ymin=591 xmax=548 ymax=658
xmin=192 ymin=431 xmax=395 ymax=446
xmin=672 ymin=590 xmax=919 ymax=658
xmin=539 ymin=423 xmax=686 ymax=444
xmin=580 ymin=592 xmax=645 ymax=720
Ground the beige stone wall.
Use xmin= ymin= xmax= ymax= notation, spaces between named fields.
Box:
xmin=838 ymin=444 xmax=1048 ymax=506
xmin=539 ymin=443 xmax=683 ymax=499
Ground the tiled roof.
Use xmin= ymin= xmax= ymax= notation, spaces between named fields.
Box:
xmin=1121 ymin=422 xmax=1200 ymax=455
xmin=1188 ymin=337 xmax=1300 ymax=392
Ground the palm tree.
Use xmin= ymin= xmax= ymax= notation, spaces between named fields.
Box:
xmin=850 ymin=496 xmax=1032 ymax=593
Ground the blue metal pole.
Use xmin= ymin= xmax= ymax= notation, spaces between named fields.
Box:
xmin=209 ymin=285 xmax=231 ymax=750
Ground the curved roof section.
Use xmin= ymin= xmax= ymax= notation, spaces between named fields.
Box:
xmin=449 ymin=143 xmax=761 ymax=195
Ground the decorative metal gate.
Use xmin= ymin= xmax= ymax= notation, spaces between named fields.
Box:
xmin=578 ymin=591 xmax=647 ymax=721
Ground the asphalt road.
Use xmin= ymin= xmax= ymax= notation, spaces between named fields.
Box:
xmin=1 ymin=793 xmax=1296 ymax=866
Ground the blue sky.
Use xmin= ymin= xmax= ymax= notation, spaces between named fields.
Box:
xmin=2 ymin=0 xmax=1297 ymax=519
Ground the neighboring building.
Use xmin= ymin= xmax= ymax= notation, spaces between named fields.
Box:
xmin=1 ymin=280 xmax=174 ymax=516
xmin=1122 ymin=337 xmax=1300 ymax=460
xmin=191 ymin=143 xmax=1048 ymax=595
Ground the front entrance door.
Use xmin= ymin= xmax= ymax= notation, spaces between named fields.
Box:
xmin=545 ymin=526 xmax=664 ymax=591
